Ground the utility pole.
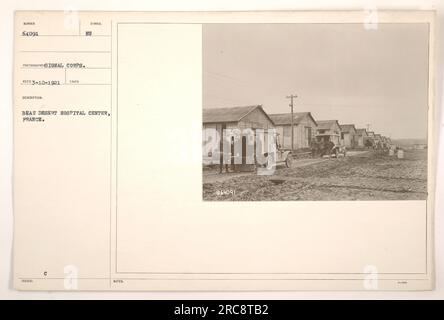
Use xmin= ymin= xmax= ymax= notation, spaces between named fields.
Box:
xmin=286 ymin=94 xmax=297 ymax=151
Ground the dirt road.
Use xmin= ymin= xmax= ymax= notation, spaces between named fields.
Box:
xmin=202 ymin=150 xmax=369 ymax=184
xmin=202 ymin=149 xmax=427 ymax=201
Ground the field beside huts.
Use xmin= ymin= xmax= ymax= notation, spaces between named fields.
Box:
xmin=202 ymin=149 xmax=427 ymax=201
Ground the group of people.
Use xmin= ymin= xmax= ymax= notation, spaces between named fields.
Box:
xmin=217 ymin=136 xmax=266 ymax=174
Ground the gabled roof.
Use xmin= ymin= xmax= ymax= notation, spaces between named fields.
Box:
xmin=340 ymin=124 xmax=357 ymax=133
xmin=356 ymin=128 xmax=368 ymax=136
xmin=316 ymin=120 xmax=340 ymax=130
xmin=269 ymin=112 xmax=317 ymax=126
xmin=203 ymin=105 xmax=274 ymax=125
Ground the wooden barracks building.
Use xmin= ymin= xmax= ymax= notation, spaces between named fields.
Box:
xmin=269 ymin=112 xmax=318 ymax=150
xmin=340 ymin=124 xmax=357 ymax=148
xmin=203 ymin=105 xmax=389 ymax=157
xmin=202 ymin=105 xmax=275 ymax=165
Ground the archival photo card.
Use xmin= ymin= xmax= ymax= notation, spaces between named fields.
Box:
xmin=13 ymin=11 xmax=435 ymax=291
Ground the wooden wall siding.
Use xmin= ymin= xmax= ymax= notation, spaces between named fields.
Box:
xmin=275 ymin=126 xmax=284 ymax=149
xmin=342 ymin=132 xmax=353 ymax=147
xmin=318 ymin=123 xmax=341 ymax=136
xmin=276 ymin=126 xmax=284 ymax=139
xmin=298 ymin=115 xmax=316 ymax=148
xmin=277 ymin=124 xmax=314 ymax=149
xmin=203 ymin=117 xmax=274 ymax=156
xmin=203 ymin=111 xmax=318 ymax=153
xmin=273 ymin=114 xmax=317 ymax=150
xmin=282 ymin=125 xmax=292 ymax=149
xmin=239 ymin=108 xmax=273 ymax=129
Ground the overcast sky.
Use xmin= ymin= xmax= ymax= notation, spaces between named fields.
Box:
xmin=203 ymin=23 xmax=429 ymax=140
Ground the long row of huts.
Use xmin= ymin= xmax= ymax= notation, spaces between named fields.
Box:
xmin=203 ymin=105 xmax=391 ymax=151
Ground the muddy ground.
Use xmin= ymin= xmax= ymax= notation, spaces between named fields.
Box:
xmin=202 ymin=149 xmax=427 ymax=201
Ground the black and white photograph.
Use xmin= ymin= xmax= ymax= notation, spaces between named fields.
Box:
xmin=202 ymin=23 xmax=429 ymax=201
xmin=4 ymin=8 xmax=440 ymax=296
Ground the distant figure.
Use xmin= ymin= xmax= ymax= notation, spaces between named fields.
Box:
xmin=231 ymin=136 xmax=237 ymax=172
xmin=255 ymin=136 xmax=263 ymax=167
xmin=219 ymin=139 xmax=230 ymax=174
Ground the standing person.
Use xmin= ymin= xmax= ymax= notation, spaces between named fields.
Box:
xmin=219 ymin=134 xmax=230 ymax=174
xmin=230 ymin=136 xmax=236 ymax=172
xmin=255 ymin=134 xmax=264 ymax=168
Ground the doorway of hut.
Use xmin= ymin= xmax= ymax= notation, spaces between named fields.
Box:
xmin=234 ymin=130 xmax=256 ymax=172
